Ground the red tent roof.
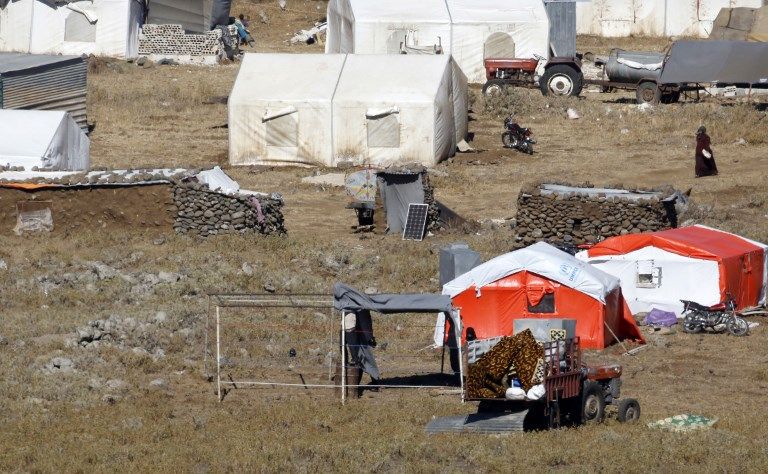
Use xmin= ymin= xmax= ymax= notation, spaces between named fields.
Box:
xmin=587 ymin=225 xmax=763 ymax=261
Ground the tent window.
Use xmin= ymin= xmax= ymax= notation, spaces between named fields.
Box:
xmin=367 ymin=114 xmax=400 ymax=148
xmin=266 ymin=113 xmax=298 ymax=147
xmin=65 ymin=12 xmax=97 ymax=43
xmin=636 ymin=261 xmax=662 ymax=288
xmin=528 ymin=293 xmax=555 ymax=314
xmin=484 ymin=32 xmax=515 ymax=59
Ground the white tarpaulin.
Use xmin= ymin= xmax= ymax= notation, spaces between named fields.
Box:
xmin=325 ymin=0 xmax=549 ymax=83
xmin=442 ymin=242 xmax=620 ymax=303
xmin=577 ymin=0 xmax=764 ymax=38
xmin=229 ymin=53 xmax=346 ymax=167
xmin=0 ymin=109 xmax=89 ymax=171
xmin=0 ymin=0 xmax=143 ymax=58
xmin=229 ymin=53 xmax=468 ymax=168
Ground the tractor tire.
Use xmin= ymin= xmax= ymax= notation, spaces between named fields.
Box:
xmin=483 ymin=80 xmax=507 ymax=97
xmin=616 ymin=398 xmax=641 ymax=423
xmin=636 ymin=81 xmax=661 ymax=104
xmin=539 ymin=65 xmax=583 ymax=97
xmin=581 ymin=381 xmax=606 ymax=424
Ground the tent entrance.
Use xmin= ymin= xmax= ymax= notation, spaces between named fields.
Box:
xmin=484 ymin=32 xmax=516 ymax=59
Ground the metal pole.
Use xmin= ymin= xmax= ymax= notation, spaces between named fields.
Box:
xmin=216 ymin=305 xmax=222 ymax=402
xmin=340 ymin=311 xmax=346 ymax=405
xmin=439 ymin=313 xmax=447 ymax=374
xmin=455 ymin=309 xmax=465 ymax=404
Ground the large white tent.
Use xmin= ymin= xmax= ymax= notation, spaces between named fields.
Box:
xmin=0 ymin=0 xmax=211 ymax=58
xmin=325 ymin=0 xmax=549 ymax=83
xmin=229 ymin=54 xmax=347 ymax=168
xmin=0 ymin=109 xmax=89 ymax=171
xmin=576 ymin=0 xmax=764 ymax=38
xmin=229 ymin=53 xmax=468 ymax=168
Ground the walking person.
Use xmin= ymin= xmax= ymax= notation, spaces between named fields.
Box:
xmin=694 ymin=126 xmax=718 ymax=178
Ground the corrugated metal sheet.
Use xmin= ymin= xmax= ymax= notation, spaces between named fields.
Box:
xmin=146 ymin=0 xmax=210 ymax=34
xmin=545 ymin=0 xmax=577 ymax=57
xmin=0 ymin=52 xmax=87 ymax=129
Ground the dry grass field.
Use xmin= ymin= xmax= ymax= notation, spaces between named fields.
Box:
xmin=1 ymin=0 xmax=768 ymax=471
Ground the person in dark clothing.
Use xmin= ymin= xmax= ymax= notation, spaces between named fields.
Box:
xmin=695 ymin=126 xmax=718 ymax=178
xmin=344 ymin=310 xmax=380 ymax=383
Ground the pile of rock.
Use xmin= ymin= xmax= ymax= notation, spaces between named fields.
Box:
xmin=172 ymin=183 xmax=286 ymax=236
xmin=515 ymin=183 xmax=678 ymax=245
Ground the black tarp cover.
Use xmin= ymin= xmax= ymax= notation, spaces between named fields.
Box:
xmin=660 ymin=40 xmax=768 ymax=85
xmin=333 ymin=283 xmax=453 ymax=314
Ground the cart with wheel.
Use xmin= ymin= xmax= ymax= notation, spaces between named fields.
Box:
xmin=427 ymin=337 xmax=640 ymax=433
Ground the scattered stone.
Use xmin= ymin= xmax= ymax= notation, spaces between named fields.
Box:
xmin=364 ymin=287 xmax=378 ymax=295
xmin=105 ymin=379 xmax=130 ymax=394
xmin=122 ymin=417 xmax=144 ymax=430
xmin=148 ymin=378 xmax=169 ymax=391
xmin=43 ymin=357 xmax=74 ymax=374
xmin=157 ymin=271 xmax=181 ymax=284
xmin=0 ymin=259 xmax=6 ymax=270
xmin=263 ymin=283 xmax=276 ymax=293
xmin=153 ymin=235 xmax=166 ymax=246
xmin=301 ymin=173 xmax=346 ymax=187
xmin=566 ymin=108 xmax=581 ymax=120
xmin=154 ymin=311 xmax=168 ymax=325
xmin=735 ymin=138 xmax=747 ymax=146
xmin=241 ymin=262 xmax=254 ymax=276
xmin=621 ymin=128 xmax=630 ymax=135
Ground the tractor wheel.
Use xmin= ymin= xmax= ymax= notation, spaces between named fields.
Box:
xmin=636 ymin=81 xmax=661 ymax=104
xmin=482 ymin=80 xmax=507 ymax=97
xmin=616 ymin=398 xmax=641 ymax=423
xmin=727 ymin=316 xmax=749 ymax=337
xmin=539 ymin=65 xmax=583 ymax=97
xmin=581 ymin=381 xmax=606 ymax=424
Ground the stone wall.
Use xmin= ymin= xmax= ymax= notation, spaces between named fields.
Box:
xmin=172 ymin=183 xmax=285 ymax=237
xmin=514 ymin=183 xmax=677 ymax=245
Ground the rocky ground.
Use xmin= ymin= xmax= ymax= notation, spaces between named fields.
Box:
xmin=0 ymin=0 xmax=767 ymax=470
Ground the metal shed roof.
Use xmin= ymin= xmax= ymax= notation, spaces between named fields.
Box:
xmin=0 ymin=52 xmax=83 ymax=75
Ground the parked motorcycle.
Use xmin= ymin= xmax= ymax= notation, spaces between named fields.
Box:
xmin=501 ymin=116 xmax=536 ymax=155
xmin=680 ymin=293 xmax=749 ymax=336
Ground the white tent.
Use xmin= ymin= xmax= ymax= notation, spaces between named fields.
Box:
xmin=576 ymin=0 xmax=764 ymax=38
xmin=229 ymin=53 xmax=468 ymax=168
xmin=0 ymin=0 xmax=211 ymax=58
xmin=229 ymin=54 xmax=347 ymax=167
xmin=0 ymin=109 xmax=89 ymax=171
xmin=576 ymin=226 xmax=768 ymax=316
xmin=443 ymin=242 xmax=619 ymax=302
xmin=325 ymin=0 xmax=549 ymax=83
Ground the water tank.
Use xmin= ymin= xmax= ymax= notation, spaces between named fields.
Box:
xmin=605 ymin=49 xmax=665 ymax=84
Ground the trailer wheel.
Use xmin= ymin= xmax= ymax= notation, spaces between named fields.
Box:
xmin=581 ymin=381 xmax=606 ymax=424
xmin=636 ymin=81 xmax=661 ymax=104
xmin=482 ymin=80 xmax=507 ymax=97
xmin=539 ymin=65 xmax=583 ymax=97
xmin=617 ymin=398 xmax=641 ymax=423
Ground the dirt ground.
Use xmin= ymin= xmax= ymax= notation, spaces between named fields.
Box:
xmin=1 ymin=0 xmax=768 ymax=471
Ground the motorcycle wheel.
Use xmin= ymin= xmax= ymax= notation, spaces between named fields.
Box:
xmin=525 ymin=145 xmax=534 ymax=155
xmin=502 ymin=132 xmax=514 ymax=148
xmin=727 ymin=316 xmax=749 ymax=337
xmin=682 ymin=313 xmax=703 ymax=334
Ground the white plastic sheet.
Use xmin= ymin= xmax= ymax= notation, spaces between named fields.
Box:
xmin=442 ymin=242 xmax=620 ymax=303
xmin=0 ymin=109 xmax=89 ymax=171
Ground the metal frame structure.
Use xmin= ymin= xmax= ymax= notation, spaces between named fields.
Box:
xmin=208 ymin=293 xmax=465 ymax=404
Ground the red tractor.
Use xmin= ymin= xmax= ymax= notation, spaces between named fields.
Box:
xmin=483 ymin=55 xmax=584 ymax=98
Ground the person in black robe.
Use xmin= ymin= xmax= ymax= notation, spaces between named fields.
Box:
xmin=695 ymin=126 xmax=718 ymax=178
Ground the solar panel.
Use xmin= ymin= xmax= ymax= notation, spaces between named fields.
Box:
xmin=402 ymin=203 xmax=429 ymax=241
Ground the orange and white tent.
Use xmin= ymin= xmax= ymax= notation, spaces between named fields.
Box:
xmin=442 ymin=242 xmax=644 ymax=350
xmin=576 ymin=225 xmax=768 ymax=316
